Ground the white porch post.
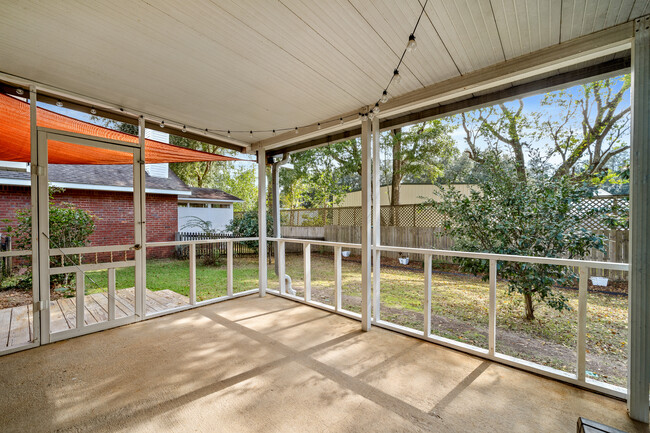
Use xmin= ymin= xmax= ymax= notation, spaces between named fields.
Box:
xmin=371 ymin=116 xmax=381 ymax=323
xmin=628 ymin=15 xmax=650 ymax=423
xmin=361 ymin=117 xmax=372 ymax=331
xmin=258 ymin=148 xmax=267 ymax=297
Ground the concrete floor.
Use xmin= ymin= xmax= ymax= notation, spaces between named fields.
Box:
xmin=0 ymin=295 xmax=647 ymax=433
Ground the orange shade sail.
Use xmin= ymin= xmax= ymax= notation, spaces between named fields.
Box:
xmin=0 ymin=93 xmax=242 ymax=164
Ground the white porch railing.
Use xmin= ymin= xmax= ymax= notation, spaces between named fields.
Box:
xmin=267 ymin=237 xmax=629 ymax=400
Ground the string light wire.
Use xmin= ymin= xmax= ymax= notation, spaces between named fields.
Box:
xmin=149 ymin=1 xmax=429 ymax=140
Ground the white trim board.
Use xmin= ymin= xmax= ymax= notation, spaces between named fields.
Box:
xmin=0 ymin=178 xmax=191 ymax=195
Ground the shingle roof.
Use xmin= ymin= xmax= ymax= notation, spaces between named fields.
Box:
xmin=0 ymin=165 xmax=189 ymax=192
xmin=186 ymin=187 xmax=243 ymax=202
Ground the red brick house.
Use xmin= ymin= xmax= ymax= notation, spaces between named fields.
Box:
xmin=0 ymin=162 xmax=241 ymax=258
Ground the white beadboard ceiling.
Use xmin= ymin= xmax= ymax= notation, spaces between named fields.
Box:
xmin=0 ymin=0 xmax=646 ymax=146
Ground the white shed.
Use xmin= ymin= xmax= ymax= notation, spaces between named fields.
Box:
xmin=178 ymin=187 xmax=243 ymax=233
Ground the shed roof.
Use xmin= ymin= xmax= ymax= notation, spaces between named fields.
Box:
xmin=184 ymin=187 xmax=243 ymax=203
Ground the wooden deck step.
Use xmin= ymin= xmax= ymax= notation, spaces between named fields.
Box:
xmin=2 ymin=288 xmax=192 ymax=349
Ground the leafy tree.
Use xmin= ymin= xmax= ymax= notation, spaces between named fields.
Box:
xmin=226 ymin=210 xmax=273 ymax=251
xmin=3 ymin=187 xmax=95 ymax=289
xmin=433 ymin=157 xmax=612 ymax=320
xmin=459 ymin=75 xmax=630 ymax=183
xmin=382 ymin=120 xmax=458 ymax=207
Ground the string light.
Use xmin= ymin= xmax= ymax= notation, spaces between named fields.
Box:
xmin=15 ymin=88 xmax=23 ymax=96
xmin=56 ymin=99 xmax=63 ymax=107
xmin=163 ymin=0 xmax=428 ymax=140
xmin=181 ymin=125 xmax=187 ymax=133
xmin=392 ymin=69 xmax=401 ymax=85
xmin=406 ymin=34 xmax=417 ymax=52
xmin=90 ymin=107 xmax=97 ymax=115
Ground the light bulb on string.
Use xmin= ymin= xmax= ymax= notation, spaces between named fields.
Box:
xmin=181 ymin=125 xmax=187 ymax=133
xmin=295 ymin=127 xmax=299 ymax=134
xmin=56 ymin=99 xmax=63 ymax=107
xmin=393 ymin=69 xmax=401 ymax=85
xmin=250 ymin=130 xmax=254 ymax=138
xmin=90 ymin=107 xmax=97 ymax=115
xmin=15 ymin=88 xmax=23 ymax=96
xmin=406 ymin=34 xmax=417 ymax=52
xmin=227 ymin=130 xmax=231 ymax=138
xmin=339 ymin=117 xmax=344 ymax=125
xmin=380 ymin=90 xmax=390 ymax=103
xmin=317 ymin=123 xmax=321 ymax=130
xmin=272 ymin=129 xmax=276 ymax=136
xmin=372 ymin=103 xmax=380 ymax=115
xmin=368 ymin=112 xmax=375 ymax=121
xmin=160 ymin=121 xmax=165 ymax=128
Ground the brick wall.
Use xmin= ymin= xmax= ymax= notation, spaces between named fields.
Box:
xmin=0 ymin=185 xmax=177 ymax=259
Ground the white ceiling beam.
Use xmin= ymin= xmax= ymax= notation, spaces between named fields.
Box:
xmin=252 ymin=21 xmax=633 ymax=153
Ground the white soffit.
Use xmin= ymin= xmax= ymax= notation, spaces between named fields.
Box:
xmin=0 ymin=0 xmax=647 ymax=145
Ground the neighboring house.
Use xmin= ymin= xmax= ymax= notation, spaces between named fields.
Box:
xmin=0 ymin=162 xmax=242 ymax=257
xmin=178 ymin=187 xmax=243 ymax=233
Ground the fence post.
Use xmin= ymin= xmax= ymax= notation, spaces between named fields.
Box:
xmin=189 ymin=243 xmax=197 ymax=305
xmin=577 ymin=266 xmax=588 ymax=381
xmin=489 ymin=259 xmax=497 ymax=356
xmin=227 ymin=240 xmax=233 ymax=297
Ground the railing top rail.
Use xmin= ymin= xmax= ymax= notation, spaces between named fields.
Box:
xmin=49 ymin=244 xmax=136 ymax=256
xmin=375 ymin=244 xmax=628 ymax=271
xmin=272 ymin=237 xmax=628 ymax=271
xmin=146 ymin=237 xmax=259 ymax=247
xmin=269 ymin=237 xmax=359 ymax=249
xmin=0 ymin=250 xmax=31 ymax=258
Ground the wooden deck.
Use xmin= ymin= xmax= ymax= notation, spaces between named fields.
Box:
xmin=1 ymin=288 xmax=189 ymax=350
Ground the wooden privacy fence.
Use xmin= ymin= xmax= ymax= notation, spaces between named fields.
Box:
xmin=175 ymin=232 xmax=273 ymax=259
xmin=278 ymin=195 xmax=629 ymax=231
xmin=321 ymin=226 xmax=629 ymax=280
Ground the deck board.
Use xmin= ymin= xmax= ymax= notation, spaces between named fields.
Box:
xmin=7 ymin=306 xmax=30 ymax=348
xmin=0 ymin=308 xmax=11 ymax=348
xmin=2 ymin=288 xmax=189 ymax=350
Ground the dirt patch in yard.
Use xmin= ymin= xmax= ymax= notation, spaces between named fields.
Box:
xmin=309 ymin=285 xmax=627 ymax=387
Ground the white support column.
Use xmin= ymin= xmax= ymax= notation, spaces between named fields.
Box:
xmin=361 ymin=117 xmax=372 ymax=331
xmin=30 ymin=86 xmax=45 ymax=344
xmin=628 ymin=15 xmax=650 ymax=423
xmin=371 ymin=116 xmax=381 ymax=323
xmin=135 ymin=116 xmax=146 ymax=319
xmin=258 ymin=148 xmax=267 ymax=297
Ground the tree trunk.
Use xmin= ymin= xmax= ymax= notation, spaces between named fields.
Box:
xmin=524 ymin=293 xmax=535 ymax=320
